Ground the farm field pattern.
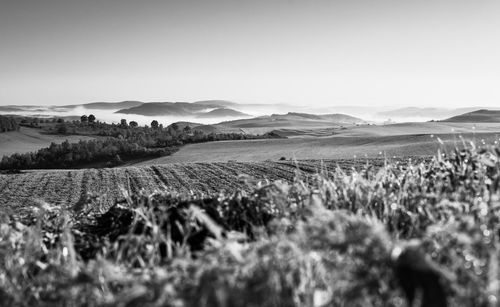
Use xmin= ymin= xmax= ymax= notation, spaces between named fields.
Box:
xmin=0 ymin=159 xmax=395 ymax=210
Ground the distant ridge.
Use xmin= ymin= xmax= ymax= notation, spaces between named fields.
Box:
xmin=58 ymin=101 xmax=144 ymax=110
xmin=442 ymin=109 xmax=500 ymax=123
xmin=116 ymin=101 xmax=253 ymax=118
xmin=272 ymin=112 xmax=365 ymax=124
xmin=196 ymin=108 xmax=249 ymax=118
xmin=115 ymin=102 xmax=216 ymax=116
xmin=377 ymin=107 xmax=500 ymax=120
xmin=0 ymin=106 xmax=26 ymax=112
xmin=81 ymin=101 xmax=144 ymax=110
xmin=215 ymin=112 xmax=366 ymax=130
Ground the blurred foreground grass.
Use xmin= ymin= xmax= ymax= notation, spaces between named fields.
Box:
xmin=1 ymin=139 xmax=500 ymax=307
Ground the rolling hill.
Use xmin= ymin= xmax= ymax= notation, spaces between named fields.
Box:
xmin=375 ymin=107 xmax=500 ymax=120
xmin=196 ymin=108 xmax=250 ymax=118
xmin=115 ymin=102 xmax=208 ymax=116
xmin=0 ymin=127 xmax=96 ymax=158
xmin=284 ymin=112 xmax=365 ymax=124
xmin=136 ymin=131 xmax=500 ymax=164
xmin=0 ymin=158 xmax=406 ymax=210
xmin=210 ymin=112 xmax=366 ymax=134
xmin=115 ymin=102 xmax=235 ymax=116
xmin=0 ymin=106 xmax=27 ymax=112
xmin=165 ymin=121 xmax=220 ymax=134
xmin=442 ymin=109 xmax=500 ymax=123
xmin=163 ymin=112 xmax=368 ymax=137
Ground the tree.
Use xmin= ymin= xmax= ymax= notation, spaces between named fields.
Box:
xmin=129 ymin=121 xmax=138 ymax=128
xmin=57 ymin=123 xmax=68 ymax=134
xmin=151 ymin=120 xmax=159 ymax=129
xmin=171 ymin=123 xmax=179 ymax=131
xmin=88 ymin=114 xmax=96 ymax=123
xmin=120 ymin=119 xmax=128 ymax=127
xmin=183 ymin=125 xmax=192 ymax=133
xmin=80 ymin=115 xmax=88 ymax=123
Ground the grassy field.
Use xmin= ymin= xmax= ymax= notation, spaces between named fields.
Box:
xmin=137 ymin=130 xmax=500 ymax=164
xmin=0 ymin=127 xmax=95 ymax=157
xmin=0 ymin=142 xmax=499 ymax=306
xmin=335 ymin=121 xmax=500 ymax=136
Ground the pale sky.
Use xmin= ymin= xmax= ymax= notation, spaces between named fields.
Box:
xmin=1 ymin=0 xmax=499 ymax=107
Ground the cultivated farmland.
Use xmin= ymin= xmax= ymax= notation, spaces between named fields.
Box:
xmin=0 ymin=158 xmax=401 ymax=211
xmin=1 ymin=143 xmax=499 ymax=307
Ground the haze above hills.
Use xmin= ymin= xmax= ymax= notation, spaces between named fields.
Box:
xmin=0 ymin=100 xmax=499 ymax=126
xmin=2 ymin=103 xmax=500 ymax=160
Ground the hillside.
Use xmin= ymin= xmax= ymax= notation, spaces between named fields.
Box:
xmin=377 ymin=107 xmax=487 ymax=120
xmin=196 ymin=108 xmax=249 ymax=118
xmin=442 ymin=109 xmax=500 ymax=123
xmin=211 ymin=112 xmax=365 ymax=135
xmin=165 ymin=121 xmax=220 ymax=134
xmin=138 ymin=131 xmax=500 ymax=164
xmin=1 ymin=145 xmax=496 ymax=307
xmin=0 ymin=159 xmax=393 ymax=209
xmin=0 ymin=116 xmax=19 ymax=132
xmin=286 ymin=112 xmax=365 ymax=124
xmin=0 ymin=127 xmax=95 ymax=158
xmin=116 ymin=102 xmax=221 ymax=116
xmin=0 ymin=106 xmax=26 ymax=112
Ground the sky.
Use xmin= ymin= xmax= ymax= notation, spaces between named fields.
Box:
xmin=1 ymin=0 xmax=499 ymax=108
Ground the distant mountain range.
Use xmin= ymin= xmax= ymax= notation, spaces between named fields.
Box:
xmin=377 ymin=107 xmax=500 ymax=120
xmin=442 ymin=109 xmax=500 ymax=122
xmin=2 ymin=100 xmax=500 ymax=124
xmin=110 ymin=101 xmax=252 ymax=118
xmin=115 ymin=102 xmax=207 ymax=116
xmin=0 ymin=105 xmax=47 ymax=112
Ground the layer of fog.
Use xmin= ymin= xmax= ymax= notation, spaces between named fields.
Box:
xmin=0 ymin=104 xmax=443 ymax=126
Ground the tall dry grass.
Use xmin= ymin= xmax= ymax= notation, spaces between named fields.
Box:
xmin=0 ymin=139 xmax=500 ymax=306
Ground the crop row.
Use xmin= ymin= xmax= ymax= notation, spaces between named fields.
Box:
xmin=0 ymin=160 xmax=373 ymax=211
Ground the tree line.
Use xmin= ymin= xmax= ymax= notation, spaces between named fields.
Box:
xmin=0 ymin=115 xmax=281 ymax=170
xmin=0 ymin=138 xmax=174 ymax=170
xmin=55 ymin=115 xmax=280 ymax=148
xmin=0 ymin=116 xmax=19 ymax=133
